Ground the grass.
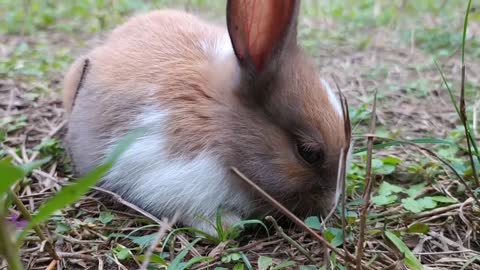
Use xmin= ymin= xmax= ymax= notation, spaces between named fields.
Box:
xmin=1 ymin=0 xmax=480 ymax=269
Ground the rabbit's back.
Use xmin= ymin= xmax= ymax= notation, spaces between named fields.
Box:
xmin=64 ymin=10 xmax=240 ymax=174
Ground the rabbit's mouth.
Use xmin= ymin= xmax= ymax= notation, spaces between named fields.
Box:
xmin=293 ymin=191 xmax=338 ymax=217
xmin=253 ymin=190 xmax=338 ymax=221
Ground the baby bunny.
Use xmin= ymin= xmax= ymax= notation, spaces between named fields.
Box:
xmin=63 ymin=0 xmax=351 ymax=233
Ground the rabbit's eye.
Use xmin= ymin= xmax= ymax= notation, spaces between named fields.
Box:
xmin=295 ymin=141 xmax=324 ymax=165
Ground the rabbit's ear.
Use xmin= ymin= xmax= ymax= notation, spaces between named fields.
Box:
xmin=227 ymin=0 xmax=299 ymax=73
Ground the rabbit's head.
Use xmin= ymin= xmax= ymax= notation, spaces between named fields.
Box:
xmin=224 ymin=0 xmax=351 ymax=216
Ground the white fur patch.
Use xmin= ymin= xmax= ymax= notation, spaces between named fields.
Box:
xmin=321 ymin=79 xmax=344 ymax=117
xmin=200 ymin=34 xmax=233 ymax=61
xmin=102 ymin=107 xmax=251 ymax=232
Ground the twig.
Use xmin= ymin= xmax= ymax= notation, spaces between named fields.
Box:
xmin=333 ymin=75 xmax=353 ymax=269
xmin=56 ymin=252 xmax=97 ymax=261
xmin=231 ymin=167 xmax=374 ymax=270
xmin=265 ymin=216 xmax=317 ymax=265
xmin=412 ymin=197 xmax=473 ymax=220
xmin=226 ymin=238 xmax=285 ymax=253
xmin=45 ymin=260 xmax=57 ymax=270
xmin=139 ymin=212 xmax=179 ymax=270
xmin=92 ymin=187 xmax=200 ymax=257
xmin=356 ymin=90 xmax=378 ymax=270
xmin=459 ymin=0 xmax=479 ymax=188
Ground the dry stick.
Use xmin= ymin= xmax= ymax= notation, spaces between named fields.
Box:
xmin=333 ymin=75 xmax=353 ymax=269
xmin=9 ymin=191 xmax=60 ymax=260
xmin=460 ymin=0 xmax=479 ymax=188
xmin=45 ymin=260 xmax=57 ymax=270
xmin=265 ymin=216 xmax=317 ymax=265
xmin=460 ymin=64 xmax=479 ymax=188
xmin=355 ymin=90 xmax=378 ymax=270
xmin=230 ymin=167 xmax=374 ymax=270
xmin=139 ymin=212 xmax=179 ymax=270
xmin=92 ymin=187 xmax=201 ymax=257
xmin=382 ymin=197 xmax=474 ymax=227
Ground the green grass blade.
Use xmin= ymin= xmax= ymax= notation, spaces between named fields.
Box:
xmin=435 ymin=59 xmax=480 ymax=161
xmin=137 ymin=253 xmax=168 ymax=266
xmin=180 ymin=256 xmax=213 ymax=269
xmin=461 ymin=0 xmax=472 ymax=64
xmin=168 ymin=238 xmax=202 ymax=269
xmin=18 ymin=130 xmax=141 ymax=242
xmin=19 ymin=157 xmax=51 ymax=175
xmin=385 ymin=231 xmax=424 ymax=270
xmin=163 ymin=227 xmax=220 ymax=246
xmin=215 ymin=208 xmax=225 ymax=240
xmin=0 ymin=160 xmax=25 ymax=195
xmin=434 ymin=60 xmax=460 ymax=116
xmin=354 ymin=137 xmax=453 ymax=154
xmin=18 ymin=161 xmax=113 ymax=241
xmin=227 ymin=219 xmax=270 ymax=239
xmin=239 ymin=252 xmax=254 ymax=270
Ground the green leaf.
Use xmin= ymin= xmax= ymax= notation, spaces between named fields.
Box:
xmin=272 ymin=261 xmax=296 ymax=270
xmin=258 ymin=256 xmax=273 ymax=270
xmin=385 ymin=231 xmax=424 ymax=270
xmin=214 ymin=268 xmax=228 ymax=270
xmin=304 ymin=216 xmax=321 ymax=230
xmin=115 ymin=246 xmax=131 ymax=260
xmin=405 ymin=183 xmax=426 ymax=197
xmin=406 ymin=223 xmax=430 ymax=234
xmin=401 ymin=197 xmax=437 ymax=214
xmin=230 ymin=253 xmax=242 ymax=261
xmin=431 ymin=196 xmax=458 ymax=203
xmin=19 ymin=131 xmax=139 ymax=241
xmin=233 ymin=264 xmax=245 ymax=270
xmin=374 ymin=164 xmax=396 ymax=175
xmin=54 ymin=222 xmax=71 ymax=234
xmin=372 ymin=194 xmax=398 ymax=206
xmin=371 ymin=159 xmax=383 ymax=169
xmin=382 ymin=156 xmax=402 ymax=165
xmin=401 ymin=198 xmax=423 ymax=213
xmin=417 ymin=197 xmax=437 ymax=210
xmin=19 ymin=157 xmax=51 ymax=174
xmin=99 ymin=212 xmax=114 ymax=224
xmin=324 ymin=227 xmax=343 ymax=247
xmin=378 ymin=181 xmax=404 ymax=196
xmin=137 ymin=253 xmax=168 ymax=266
xmin=131 ymin=233 xmax=158 ymax=249
xmin=0 ymin=160 xmax=25 ymax=195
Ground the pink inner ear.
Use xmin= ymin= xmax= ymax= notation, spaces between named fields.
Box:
xmin=246 ymin=1 xmax=295 ymax=71
xmin=229 ymin=0 xmax=296 ymax=72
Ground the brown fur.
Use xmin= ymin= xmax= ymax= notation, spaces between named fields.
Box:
xmin=64 ymin=2 xmax=348 ymax=220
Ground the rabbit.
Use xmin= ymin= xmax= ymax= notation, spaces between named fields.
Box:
xmin=62 ymin=0 xmax=352 ymax=234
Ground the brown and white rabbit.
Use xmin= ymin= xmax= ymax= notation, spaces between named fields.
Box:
xmin=63 ymin=0 xmax=351 ymax=233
